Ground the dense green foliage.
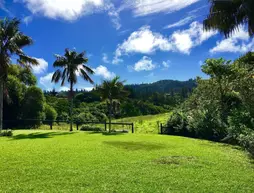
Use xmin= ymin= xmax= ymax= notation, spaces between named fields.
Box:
xmin=0 ymin=130 xmax=253 ymax=192
xmin=0 ymin=18 xmax=38 ymax=131
xmin=165 ymin=53 xmax=254 ymax=155
xmin=204 ymin=0 xmax=254 ymax=37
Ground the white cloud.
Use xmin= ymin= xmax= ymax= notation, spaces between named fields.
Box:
xmin=121 ymin=0 xmax=200 ymax=17
xmin=40 ymin=72 xmax=54 ymax=90
xmin=102 ymin=53 xmax=110 ymax=63
xmin=113 ymin=22 xmax=217 ymax=62
xmin=17 ymin=0 xmax=105 ymax=21
xmin=164 ymin=16 xmax=195 ymax=29
xmin=113 ymin=26 xmax=172 ymax=64
xmin=210 ymin=26 xmax=254 ymax=54
xmin=134 ymin=56 xmax=156 ymax=72
xmin=106 ymin=3 xmax=121 ymax=30
xmin=162 ymin=60 xmax=171 ymax=68
xmin=171 ymin=21 xmax=217 ymax=54
xmin=93 ymin=65 xmax=115 ymax=79
xmin=32 ymin=58 xmax=48 ymax=74
xmin=199 ymin=60 xmax=203 ymax=66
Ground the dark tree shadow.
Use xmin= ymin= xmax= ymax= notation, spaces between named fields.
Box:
xmin=87 ymin=131 xmax=126 ymax=136
xmin=11 ymin=132 xmax=74 ymax=140
xmin=103 ymin=141 xmax=165 ymax=151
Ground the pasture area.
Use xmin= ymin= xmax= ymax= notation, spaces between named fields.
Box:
xmin=0 ymin=130 xmax=253 ymax=192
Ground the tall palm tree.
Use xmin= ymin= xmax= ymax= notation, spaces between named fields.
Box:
xmin=96 ymin=76 xmax=129 ymax=132
xmin=51 ymin=49 xmax=94 ymax=131
xmin=0 ymin=18 xmax=38 ymax=132
xmin=204 ymin=0 xmax=254 ymax=37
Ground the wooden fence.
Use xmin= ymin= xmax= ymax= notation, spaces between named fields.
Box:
xmin=3 ymin=120 xmax=135 ymax=133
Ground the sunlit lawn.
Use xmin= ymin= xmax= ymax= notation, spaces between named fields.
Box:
xmin=0 ymin=130 xmax=253 ymax=192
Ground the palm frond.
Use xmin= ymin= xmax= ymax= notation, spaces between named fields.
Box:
xmin=52 ymin=70 xmax=62 ymax=83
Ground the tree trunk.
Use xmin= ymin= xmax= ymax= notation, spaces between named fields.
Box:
xmin=0 ymin=80 xmax=3 ymax=132
xmin=69 ymin=83 xmax=73 ymax=132
xmin=109 ymin=99 xmax=113 ymax=133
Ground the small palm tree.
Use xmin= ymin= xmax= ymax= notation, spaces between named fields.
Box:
xmin=204 ymin=0 xmax=254 ymax=37
xmin=96 ymin=76 xmax=129 ymax=132
xmin=51 ymin=49 xmax=94 ymax=131
xmin=0 ymin=18 xmax=38 ymax=131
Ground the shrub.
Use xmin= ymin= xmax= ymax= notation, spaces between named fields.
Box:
xmin=74 ymin=112 xmax=98 ymax=123
xmin=0 ymin=130 xmax=13 ymax=137
xmin=238 ymin=130 xmax=254 ymax=156
xmin=80 ymin=125 xmax=103 ymax=132
xmin=166 ymin=111 xmax=188 ymax=135
xmin=187 ymin=109 xmax=226 ymax=141
xmin=44 ymin=104 xmax=57 ymax=121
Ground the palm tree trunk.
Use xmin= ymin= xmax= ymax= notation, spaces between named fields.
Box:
xmin=109 ymin=99 xmax=113 ymax=133
xmin=69 ymin=83 xmax=73 ymax=132
xmin=0 ymin=79 xmax=3 ymax=132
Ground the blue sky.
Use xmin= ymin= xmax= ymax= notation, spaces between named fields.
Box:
xmin=1 ymin=0 xmax=254 ymax=91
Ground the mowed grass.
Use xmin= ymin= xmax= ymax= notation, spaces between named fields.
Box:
xmin=0 ymin=130 xmax=254 ymax=193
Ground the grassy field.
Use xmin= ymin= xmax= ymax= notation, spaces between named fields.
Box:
xmin=0 ymin=130 xmax=253 ymax=192
xmin=39 ymin=113 xmax=170 ymax=133
xmin=113 ymin=113 xmax=170 ymax=133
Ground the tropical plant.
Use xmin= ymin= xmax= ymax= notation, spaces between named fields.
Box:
xmin=204 ymin=0 xmax=254 ymax=37
xmin=51 ymin=49 xmax=94 ymax=131
xmin=96 ymin=76 xmax=129 ymax=132
xmin=0 ymin=18 xmax=38 ymax=131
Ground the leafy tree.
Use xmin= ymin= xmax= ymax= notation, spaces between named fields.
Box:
xmin=204 ymin=0 xmax=254 ymax=37
xmin=96 ymin=76 xmax=129 ymax=132
xmin=51 ymin=49 xmax=94 ymax=131
xmin=44 ymin=104 xmax=57 ymax=121
xmin=0 ymin=18 xmax=38 ymax=131
xmin=21 ymin=86 xmax=45 ymax=127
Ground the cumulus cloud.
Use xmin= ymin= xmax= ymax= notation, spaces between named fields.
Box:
xmin=113 ymin=26 xmax=172 ymax=64
xmin=113 ymin=22 xmax=217 ymax=63
xmin=93 ymin=65 xmax=115 ymax=79
xmin=210 ymin=26 xmax=254 ymax=54
xmin=17 ymin=0 xmax=104 ymax=21
xmin=171 ymin=21 xmax=217 ymax=54
xmin=32 ymin=58 xmax=48 ymax=74
xmin=121 ymin=0 xmax=200 ymax=17
xmin=134 ymin=56 xmax=156 ymax=72
xmin=39 ymin=72 xmax=54 ymax=90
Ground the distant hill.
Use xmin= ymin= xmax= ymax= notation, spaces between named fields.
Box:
xmin=125 ymin=79 xmax=197 ymax=96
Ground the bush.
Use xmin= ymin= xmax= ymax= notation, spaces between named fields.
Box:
xmin=80 ymin=125 xmax=103 ymax=132
xmin=44 ymin=104 xmax=57 ymax=121
xmin=166 ymin=111 xmax=188 ymax=135
xmin=187 ymin=109 xmax=226 ymax=141
xmin=0 ymin=130 xmax=13 ymax=137
xmin=238 ymin=131 xmax=254 ymax=156
xmin=74 ymin=112 xmax=98 ymax=123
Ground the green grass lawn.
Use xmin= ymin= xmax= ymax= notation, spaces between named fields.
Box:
xmin=0 ymin=130 xmax=253 ymax=192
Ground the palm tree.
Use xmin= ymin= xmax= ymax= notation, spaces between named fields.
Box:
xmin=0 ymin=18 xmax=38 ymax=132
xmin=204 ymin=0 xmax=254 ymax=37
xmin=51 ymin=49 xmax=94 ymax=131
xmin=96 ymin=76 xmax=129 ymax=132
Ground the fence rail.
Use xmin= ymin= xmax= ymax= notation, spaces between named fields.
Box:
xmin=3 ymin=119 xmax=135 ymax=133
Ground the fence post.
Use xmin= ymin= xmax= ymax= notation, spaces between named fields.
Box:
xmin=76 ymin=122 xmax=79 ymax=130
xmin=160 ymin=123 xmax=162 ymax=134
xmin=131 ymin=123 xmax=134 ymax=133
xmin=104 ymin=121 xmax=107 ymax=131
xmin=50 ymin=122 xmax=53 ymax=130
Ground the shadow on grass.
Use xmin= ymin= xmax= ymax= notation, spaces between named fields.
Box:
xmin=12 ymin=132 xmax=74 ymax=140
xmin=103 ymin=141 xmax=165 ymax=151
xmin=87 ymin=131 xmax=126 ymax=136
